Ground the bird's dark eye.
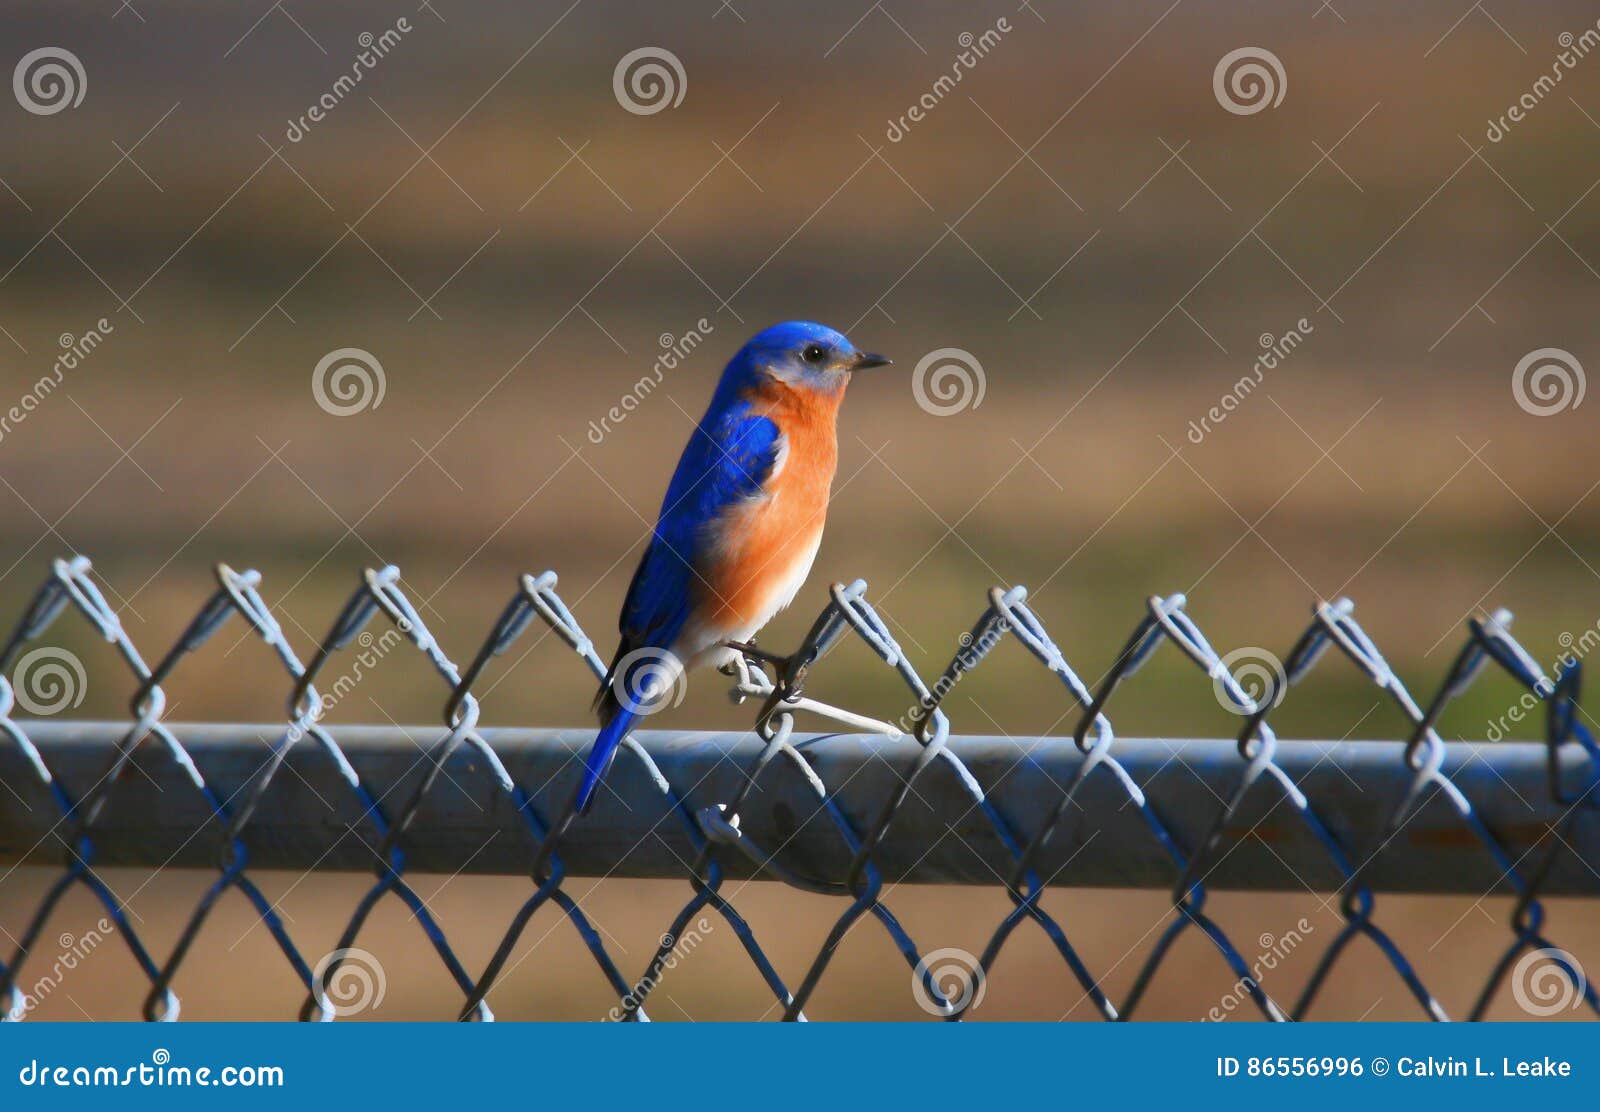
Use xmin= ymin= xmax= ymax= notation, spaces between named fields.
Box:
xmin=801 ymin=343 xmax=827 ymax=365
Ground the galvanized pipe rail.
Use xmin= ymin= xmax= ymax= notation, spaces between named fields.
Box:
xmin=0 ymin=722 xmax=1588 ymax=894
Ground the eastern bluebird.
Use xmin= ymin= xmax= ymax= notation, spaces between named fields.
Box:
xmin=577 ymin=321 xmax=891 ymax=814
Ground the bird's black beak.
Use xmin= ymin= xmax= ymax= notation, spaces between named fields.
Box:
xmin=851 ymin=352 xmax=892 ymax=371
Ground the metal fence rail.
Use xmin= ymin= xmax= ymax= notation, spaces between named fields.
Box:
xmin=0 ymin=555 xmax=1597 ymax=1022
xmin=5 ymin=725 xmax=1593 ymax=893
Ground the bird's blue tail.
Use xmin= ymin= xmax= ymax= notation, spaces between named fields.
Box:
xmin=576 ymin=705 xmax=636 ymax=816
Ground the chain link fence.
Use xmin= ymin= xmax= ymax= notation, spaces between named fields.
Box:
xmin=1 ymin=555 xmax=1597 ymax=1021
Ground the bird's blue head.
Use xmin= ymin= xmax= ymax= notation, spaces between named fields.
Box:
xmin=721 ymin=321 xmax=891 ymax=398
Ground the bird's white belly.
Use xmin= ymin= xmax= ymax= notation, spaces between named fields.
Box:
xmin=751 ymin=526 xmax=822 ymax=629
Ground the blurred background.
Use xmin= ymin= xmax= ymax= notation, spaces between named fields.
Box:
xmin=2 ymin=0 xmax=1599 ymax=1020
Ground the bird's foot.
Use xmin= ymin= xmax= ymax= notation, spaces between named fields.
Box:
xmin=722 ymin=638 xmax=817 ymax=708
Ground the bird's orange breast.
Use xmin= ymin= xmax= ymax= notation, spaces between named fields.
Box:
xmin=693 ymin=381 xmax=842 ymax=633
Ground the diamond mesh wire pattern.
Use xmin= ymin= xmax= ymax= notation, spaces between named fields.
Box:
xmin=1 ymin=554 xmax=1596 ymax=1022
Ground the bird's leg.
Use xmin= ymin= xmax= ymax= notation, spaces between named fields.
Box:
xmin=723 ymin=637 xmax=787 ymax=670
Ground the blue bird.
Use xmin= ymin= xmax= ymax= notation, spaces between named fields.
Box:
xmin=577 ymin=321 xmax=890 ymax=814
